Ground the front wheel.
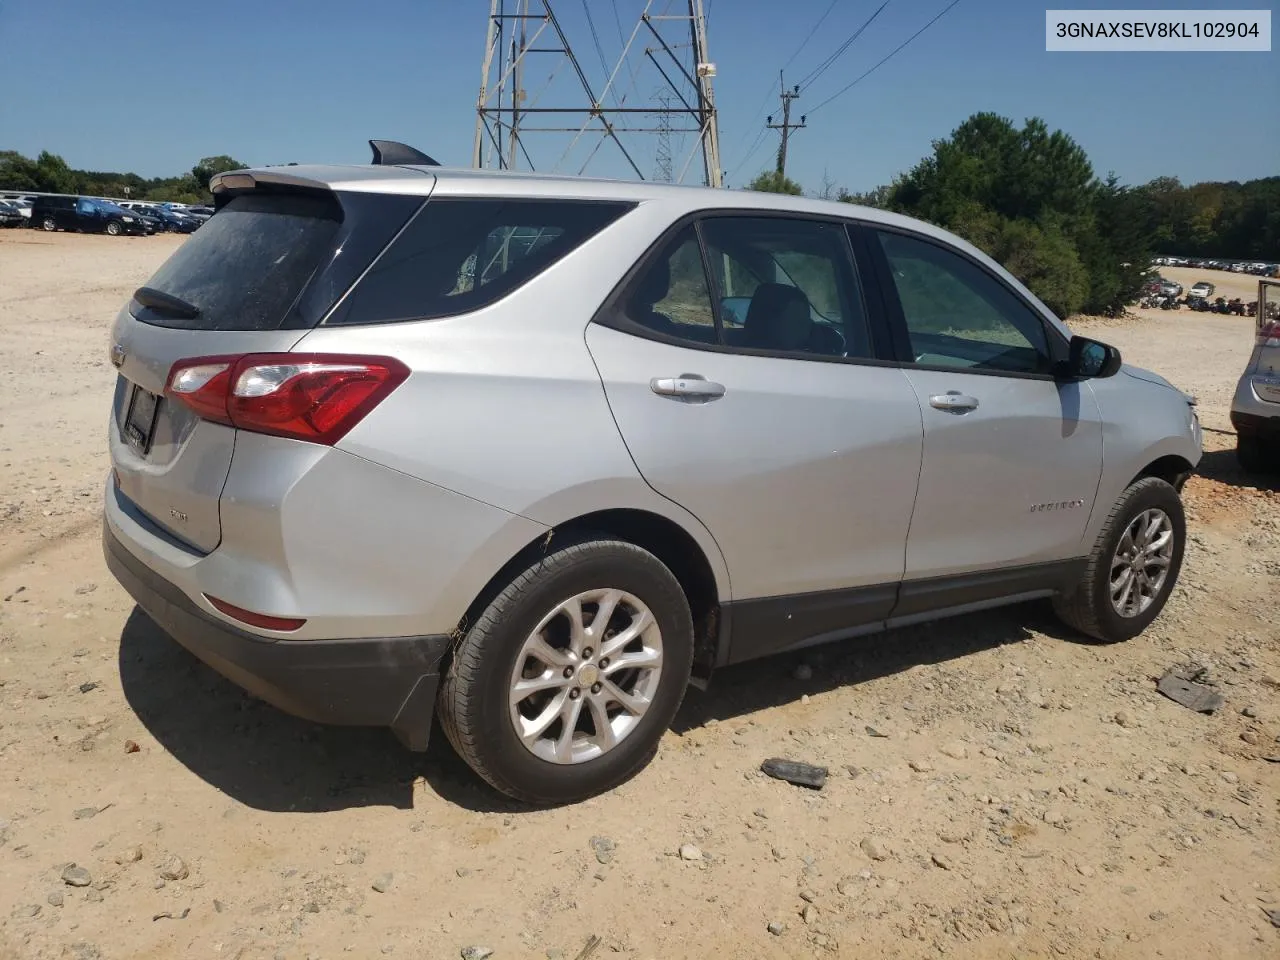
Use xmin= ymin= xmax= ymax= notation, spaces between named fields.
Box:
xmin=105 ymin=220 xmax=122 ymax=236
xmin=41 ymin=217 xmax=56 ymax=231
xmin=439 ymin=537 xmax=694 ymax=805
xmin=1053 ymin=477 xmax=1185 ymax=643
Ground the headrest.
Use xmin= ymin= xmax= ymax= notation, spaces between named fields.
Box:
xmin=743 ymin=283 xmax=812 ymax=351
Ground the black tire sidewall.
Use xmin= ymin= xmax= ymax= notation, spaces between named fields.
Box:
xmin=1091 ymin=480 xmax=1185 ymax=641
xmin=451 ymin=542 xmax=693 ymax=804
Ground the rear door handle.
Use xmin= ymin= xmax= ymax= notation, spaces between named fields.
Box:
xmin=650 ymin=374 xmax=726 ymax=402
xmin=929 ymin=392 xmax=979 ymax=412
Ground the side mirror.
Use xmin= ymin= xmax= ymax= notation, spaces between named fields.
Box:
xmin=1060 ymin=335 xmax=1122 ymax=379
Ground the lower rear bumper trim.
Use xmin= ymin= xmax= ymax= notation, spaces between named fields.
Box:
xmin=103 ymin=519 xmax=448 ymax=751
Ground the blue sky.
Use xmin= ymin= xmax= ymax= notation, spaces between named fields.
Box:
xmin=1 ymin=0 xmax=1275 ymax=191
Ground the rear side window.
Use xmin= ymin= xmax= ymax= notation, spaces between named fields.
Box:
xmin=324 ymin=198 xmax=633 ymax=326
xmin=139 ymin=193 xmax=344 ymax=331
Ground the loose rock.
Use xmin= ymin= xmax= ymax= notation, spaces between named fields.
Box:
xmin=115 ymin=846 xmax=143 ymax=865
xmin=678 ymin=843 xmax=703 ymax=861
xmin=767 ymin=921 xmax=785 ymax=936
xmin=860 ymin=837 xmax=888 ymax=861
xmin=61 ymin=864 xmax=92 ymax=887
xmin=159 ymin=855 xmax=189 ymax=881
xmin=460 ymin=948 xmax=494 ymax=960
xmin=124 ymin=740 xmax=140 ymax=754
xmin=1114 ymin=710 xmax=1134 ymax=728
xmin=1043 ymin=807 xmax=1068 ymax=826
xmin=12 ymin=904 xmax=41 ymax=918
xmin=1242 ymin=705 xmax=1258 ymax=719
xmin=48 ymin=891 xmax=64 ymax=907
xmin=589 ymin=835 xmax=615 ymax=865
xmin=931 ymin=852 xmax=953 ymax=870
xmin=799 ymin=889 xmax=817 ymax=903
xmin=802 ymin=904 xmax=819 ymax=924
xmin=74 ymin=806 xmax=99 ymax=819
xmin=371 ymin=872 xmax=394 ymax=893
xmin=908 ymin=758 xmax=933 ymax=773
xmin=939 ymin=741 xmax=968 ymax=760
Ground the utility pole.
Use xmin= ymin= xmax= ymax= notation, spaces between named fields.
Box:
xmin=766 ymin=75 xmax=805 ymax=178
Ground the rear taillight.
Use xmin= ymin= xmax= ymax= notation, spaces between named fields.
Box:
xmin=165 ymin=353 xmax=409 ymax=445
xmin=1258 ymin=321 xmax=1280 ymax=347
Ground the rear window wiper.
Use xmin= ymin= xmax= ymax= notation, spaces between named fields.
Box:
xmin=133 ymin=286 xmax=201 ymax=319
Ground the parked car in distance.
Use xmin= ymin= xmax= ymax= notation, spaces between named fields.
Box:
xmin=102 ymin=147 xmax=1204 ymax=805
xmin=1189 ymin=281 xmax=1215 ymax=299
xmin=1231 ymin=280 xmax=1280 ymax=471
xmin=0 ymin=199 xmax=25 ymax=227
xmin=120 ymin=202 xmax=200 ymax=233
xmin=1159 ymin=280 xmax=1183 ymax=298
xmin=31 ymin=196 xmax=148 ymax=235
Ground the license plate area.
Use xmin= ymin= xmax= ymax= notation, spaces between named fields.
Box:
xmin=123 ymin=384 xmax=161 ymax=455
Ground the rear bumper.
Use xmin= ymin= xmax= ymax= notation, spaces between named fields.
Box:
xmin=1232 ymin=411 xmax=1280 ymax=443
xmin=104 ymin=519 xmax=448 ymax=750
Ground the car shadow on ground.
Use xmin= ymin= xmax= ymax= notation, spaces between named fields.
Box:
xmin=121 ymin=598 xmax=1082 ymax=814
xmin=1194 ymin=447 xmax=1280 ymax=493
xmin=672 ymin=600 xmax=1076 ymax=733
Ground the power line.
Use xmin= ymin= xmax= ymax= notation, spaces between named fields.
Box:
xmin=796 ymin=0 xmax=892 ymax=92
xmin=722 ymin=0 xmax=845 ymax=179
xmin=807 ymin=0 xmax=962 ymax=115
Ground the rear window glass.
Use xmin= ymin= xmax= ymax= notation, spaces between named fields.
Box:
xmin=138 ymin=193 xmax=343 ymax=331
xmin=324 ymin=198 xmax=634 ymax=326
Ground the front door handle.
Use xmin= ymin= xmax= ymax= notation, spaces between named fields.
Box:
xmin=650 ymin=374 xmax=726 ymax=402
xmin=929 ymin=391 xmax=979 ymax=412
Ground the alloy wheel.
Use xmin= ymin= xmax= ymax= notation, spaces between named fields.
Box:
xmin=508 ymin=588 xmax=663 ymax=764
xmin=1109 ymin=508 xmax=1174 ymax=617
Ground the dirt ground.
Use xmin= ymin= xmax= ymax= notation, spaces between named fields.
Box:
xmin=0 ymin=237 xmax=1276 ymax=960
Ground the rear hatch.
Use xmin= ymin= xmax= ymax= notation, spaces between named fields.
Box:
xmin=109 ymin=176 xmax=431 ymax=551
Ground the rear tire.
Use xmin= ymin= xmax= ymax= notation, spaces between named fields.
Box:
xmin=1236 ymin=433 xmax=1268 ymax=473
xmin=41 ymin=217 xmax=56 ymax=231
xmin=1053 ymin=477 xmax=1185 ymax=643
xmin=439 ymin=537 xmax=694 ymax=805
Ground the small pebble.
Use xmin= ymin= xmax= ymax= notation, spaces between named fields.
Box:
xmin=931 ymin=852 xmax=953 ymax=870
xmin=799 ymin=890 xmax=817 ymax=903
xmin=371 ymin=872 xmax=394 ymax=893
xmin=159 ymin=855 xmax=189 ymax=881
xmin=61 ymin=864 xmax=92 ymax=887
xmin=48 ymin=891 xmax=64 ymax=907
xmin=939 ymin=741 xmax=968 ymax=760
xmin=12 ymin=904 xmax=41 ymax=919
xmin=460 ymin=948 xmax=494 ymax=960
xmin=124 ymin=740 xmax=140 ymax=754
xmin=1241 ymin=731 xmax=1260 ymax=745
xmin=908 ymin=758 xmax=933 ymax=773
xmin=678 ymin=843 xmax=703 ymax=861
xmin=1241 ymin=705 xmax=1258 ymax=719
xmin=79 ymin=682 xmax=98 ymax=694
xmin=802 ymin=904 xmax=819 ymax=924
xmin=589 ymin=835 xmax=615 ymax=865
xmin=1043 ymin=807 xmax=1067 ymax=826
xmin=1114 ymin=711 xmax=1134 ymax=728
xmin=115 ymin=846 xmax=143 ymax=865
xmin=73 ymin=807 xmax=99 ymax=820
xmin=860 ymin=837 xmax=888 ymax=861
xmin=767 ymin=921 xmax=785 ymax=936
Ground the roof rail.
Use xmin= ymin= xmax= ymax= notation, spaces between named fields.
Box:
xmin=368 ymin=140 xmax=439 ymax=167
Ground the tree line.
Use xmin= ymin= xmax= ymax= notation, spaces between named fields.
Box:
xmin=750 ymin=112 xmax=1278 ymax=318
xmin=0 ymin=150 xmax=247 ymax=205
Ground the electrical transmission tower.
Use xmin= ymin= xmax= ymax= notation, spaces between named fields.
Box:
xmin=766 ymin=75 xmax=806 ymax=179
xmin=472 ymin=0 xmax=722 ymax=187
xmin=653 ymin=89 xmax=674 ymax=181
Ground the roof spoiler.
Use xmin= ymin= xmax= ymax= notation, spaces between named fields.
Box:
xmin=369 ymin=140 xmax=440 ymax=167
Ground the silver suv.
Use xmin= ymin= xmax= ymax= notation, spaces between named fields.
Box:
xmin=103 ymin=145 xmax=1202 ymax=804
xmin=1231 ymin=278 xmax=1280 ymax=470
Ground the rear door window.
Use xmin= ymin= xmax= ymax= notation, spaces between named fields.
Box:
xmin=324 ymin=198 xmax=634 ymax=326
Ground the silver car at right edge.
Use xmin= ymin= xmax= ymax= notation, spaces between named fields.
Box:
xmin=1231 ymin=278 xmax=1280 ymax=470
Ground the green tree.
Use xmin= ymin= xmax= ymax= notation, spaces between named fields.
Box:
xmin=747 ymin=170 xmax=803 ymax=195
xmin=838 ymin=184 xmax=891 ymax=208
xmin=191 ymin=155 xmax=248 ymax=192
